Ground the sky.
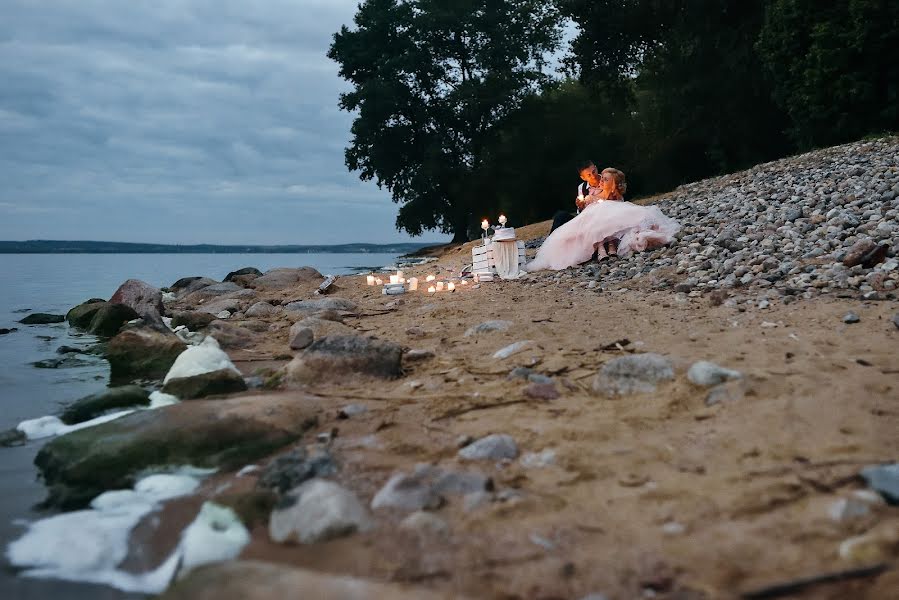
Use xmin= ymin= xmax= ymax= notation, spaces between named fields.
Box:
xmin=0 ymin=0 xmax=453 ymax=245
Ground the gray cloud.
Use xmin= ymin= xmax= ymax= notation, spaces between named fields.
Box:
xmin=0 ymin=0 xmax=449 ymax=244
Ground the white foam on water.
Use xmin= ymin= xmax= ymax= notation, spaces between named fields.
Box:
xmin=148 ymin=390 xmax=179 ymax=408
xmin=163 ymin=336 xmax=239 ymax=383
xmin=5 ymin=472 xmax=204 ymax=594
xmin=17 ymin=410 xmax=136 ymax=440
xmin=177 ymin=502 xmax=250 ymax=576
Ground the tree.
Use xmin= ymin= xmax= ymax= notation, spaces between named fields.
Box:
xmin=328 ymin=0 xmax=562 ymax=242
xmin=757 ymin=0 xmax=899 ymax=148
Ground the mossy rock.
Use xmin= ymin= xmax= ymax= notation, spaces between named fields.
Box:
xmin=106 ymin=328 xmax=186 ymax=381
xmin=19 ymin=313 xmax=66 ymax=325
xmin=66 ymin=300 xmax=108 ymax=329
xmin=88 ymin=304 xmax=140 ymax=337
xmin=34 ymin=395 xmax=317 ymax=509
xmin=59 ymin=385 xmax=151 ymax=425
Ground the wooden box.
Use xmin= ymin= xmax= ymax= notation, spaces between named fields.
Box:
xmin=472 ymin=239 xmax=526 ymax=275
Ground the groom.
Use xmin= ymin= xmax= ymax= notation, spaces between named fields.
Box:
xmin=550 ymin=159 xmax=602 ymax=233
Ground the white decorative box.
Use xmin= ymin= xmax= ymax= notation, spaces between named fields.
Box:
xmin=472 ymin=238 xmax=526 ymax=276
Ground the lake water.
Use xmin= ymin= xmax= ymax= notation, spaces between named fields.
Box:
xmin=0 ymin=253 xmax=400 ymax=599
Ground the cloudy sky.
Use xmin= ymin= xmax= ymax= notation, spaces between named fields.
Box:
xmin=0 ymin=0 xmax=452 ymax=245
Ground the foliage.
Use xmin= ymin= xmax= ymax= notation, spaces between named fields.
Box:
xmin=328 ymin=0 xmax=562 ymax=241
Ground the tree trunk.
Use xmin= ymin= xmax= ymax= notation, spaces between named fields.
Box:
xmin=451 ymin=212 xmax=469 ymax=243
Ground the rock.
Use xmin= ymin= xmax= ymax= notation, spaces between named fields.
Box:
xmin=861 ymin=243 xmax=889 ymax=268
xmin=284 ymin=297 xmax=358 ymax=314
xmin=170 ymin=310 xmax=217 ymax=331
xmin=843 ymin=312 xmax=860 ymax=324
xmin=459 ymin=434 xmax=518 ymax=460
xmin=842 ymin=238 xmax=877 ymax=267
xmin=524 ymin=381 xmax=560 ymax=400
xmin=256 ymin=448 xmax=337 ymax=494
xmin=861 ymin=463 xmax=899 ymax=504
xmin=285 ymin=335 xmax=402 ymax=384
xmin=59 ymin=385 xmax=150 ymax=425
xmin=31 ymin=356 xmax=93 ymax=369
xmin=371 ymin=465 xmax=491 ymax=511
xmin=251 ymin=267 xmax=323 ymax=291
xmin=406 ymin=326 xmax=426 ymax=337
xmin=0 ymin=428 xmax=27 ymax=447
xmin=288 ymin=327 xmax=314 ymax=350
xmin=162 ymin=369 xmax=248 ymax=400
xmin=204 ymin=321 xmax=264 ymax=350
xmin=109 ymin=279 xmax=165 ymax=324
xmin=87 ymin=303 xmax=141 ymax=337
xmin=464 ymin=320 xmax=512 ymax=336
xmin=592 ymin=353 xmax=675 ymax=397
xmin=224 ymin=267 xmax=262 ymax=282
xmin=705 ymin=379 xmax=747 ymax=406
xmin=507 ymin=367 xmax=533 ymax=380
xmin=171 ymin=277 xmax=218 ymax=298
xmin=0 ymin=327 xmax=19 ymax=335
xmin=828 ymin=491 xmax=884 ymax=521
xmin=183 ymin=282 xmax=243 ymax=302
xmin=337 ymin=404 xmax=367 ymax=419
xmin=400 ymin=511 xmax=449 ymax=536
xmin=268 ymin=479 xmax=372 ymax=544
xmin=838 ymin=523 xmax=899 ymax=563
xmin=244 ymin=301 xmax=278 ymax=318
xmin=520 ymin=449 xmax=557 ymax=468
xmin=65 ymin=300 xmax=108 ymax=328
xmin=289 ymin=317 xmax=353 ymax=340
xmin=404 ymin=349 xmax=434 ymax=362
xmin=160 ymin=560 xmax=450 ymax=600
xmin=893 ymin=313 xmax=899 ymax=330
xmin=105 ymin=327 xmax=187 ymax=380
xmin=195 ymin=291 xmax=257 ymax=316
xmin=686 ymin=361 xmax=743 ymax=387
xmin=34 ymin=393 xmax=317 ymax=509
xmin=493 ymin=340 xmax=533 ymax=359
xmin=18 ymin=313 xmax=65 ymax=325
xmin=56 ymin=345 xmax=81 ymax=354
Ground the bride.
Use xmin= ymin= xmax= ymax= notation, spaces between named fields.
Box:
xmin=526 ymin=167 xmax=680 ymax=272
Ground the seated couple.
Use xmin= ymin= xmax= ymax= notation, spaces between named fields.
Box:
xmin=526 ymin=160 xmax=680 ymax=272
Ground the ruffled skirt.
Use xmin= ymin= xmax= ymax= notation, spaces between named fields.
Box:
xmin=526 ymin=201 xmax=680 ymax=272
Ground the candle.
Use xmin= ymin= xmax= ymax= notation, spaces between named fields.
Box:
xmin=481 ymin=219 xmax=489 ymax=231
xmin=389 ymin=275 xmax=400 ymax=284
xmin=375 ymin=278 xmax=383 ymax=285
xmin=366 ymin=275 xmax=375 ymax=286
xmin=461 ymin=280 xmax=468 ymax=285
xmin=426 ymin=275 xmax=436 ymax=282
xmin=427 ymin=286 xmax=436 ymax=294
xmin=447 ymin=282 xmax=455 ymax=291
xmin=498 ymin=214 xmax=507 ymax=226
xmin=436 ymin=282 xmax=444 ymax=291
xmin=408 ymin=277 xmax=418 ymax=291
xmin=396 ymin=270 xmax=403 ymax=279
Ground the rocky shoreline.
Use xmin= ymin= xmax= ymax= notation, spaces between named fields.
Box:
xmin=4 ymin=137 xmax=899 ymax=599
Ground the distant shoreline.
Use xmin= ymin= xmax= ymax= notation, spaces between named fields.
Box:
xmin=0 ymin=240 xmax=442 ymax=255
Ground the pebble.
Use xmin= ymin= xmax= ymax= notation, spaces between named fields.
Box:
xmin=399 ymin=511 xmax=449 ymax=536
xmin=592 ymin=353 xmax=675 ymax=397
xmin=686 ymin=361 xmax=743 ymax=387
xmin=268 ymin=478 xmax=372 ymax=544
xmin=520 ymin=449 xmax=556 ymax=468
xmin=458 ymin=434 xmax=519 ymax=460
xmin=860 ymin=463 xmax=899 ymax=504
xmin=492 ymin=340 xmax=533 ymax=359
xmin=843 ymin=312 xmax=861 ymax=324
xmin=464 ymin=320 xmax=512 ymax=336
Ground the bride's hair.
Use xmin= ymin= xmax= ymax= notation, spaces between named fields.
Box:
xmin=602 ymin=168 xmax=627 ymax=195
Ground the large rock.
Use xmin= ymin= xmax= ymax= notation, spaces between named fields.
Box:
xmin=170 ymin=310 xmax=217 ymax=331
xmin=109 ymin=279 xmax=165 ymax=324
xmin=256 ymin=448 xmax=337 ymax=494
xmin=371 ymin=464 xmax=491 ymax=511
xmin=458 ymin=434 xmax=519 ymax=461
xmin=285 ymin=335 xmax=402 ymax=384
xmin=19 ymin=313 xmax=65 ymax=325
xmin=87 ymin=303 xmax=140 ymax=337
xmin=34 ymin=394 xmax=317 ymax=509
xmin=592 ymin=353 xmax=675 ymax=397
xmin=861 ymin=464 xmax=899 ymax=504
xmin=65 ymin=299 xmax=108 ymax=328
xmin=842 ymin=238 xmax=888 ymax=268
xmin=251 ymin=267 xmax=323 ymax=291
xmin=162 ymin=369 xmax=248 ymax=400
xmin=289 ymin=317 xmax=354 ymax=340
xmin=170 ymin=277 xmax=218 ymax=298
xmin=106 ymin=327 xmax=187 ymax=380
xmin=284 ymin=297 xmax=358 ymax=314
xmin=183 ymin=282 xmax=243 ymax=303
xmin=244 ymin=301 xmax=279 ymax=318
xmin=59 ymin=385 xmax=150 ymax=425
xmin=161 ymin=560 xmax=453 ymax=600
xmin=269 ymin=478 xmax=372 ymax=544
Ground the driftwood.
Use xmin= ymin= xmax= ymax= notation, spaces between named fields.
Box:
xmin=740 ymin=563 xmax=889 ymax=599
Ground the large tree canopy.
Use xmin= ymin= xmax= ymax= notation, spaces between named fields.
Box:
xmin=328 ymin=0 xmax=562 ymax=241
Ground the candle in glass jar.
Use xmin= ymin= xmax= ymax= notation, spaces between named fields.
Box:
xmin=366 ymin=275 xmax=375 ymax=286
xmin=427 ymin=286 xmax=436 ymax=294
xmin=408 ymin=277 xmax=418 ymax=291
xmin=389 ymin=275 xmax=400 ymax=284
xmin=426 ymin=274 xmax=436 ymax=282
xmin=396 ymin=270 xmax=403 ymax=279
xmin=447 ymin=282 xmax=455 ymax=291
xmin=436 ymin=282 xmax=444 ymax=291
xmin=375 ymin=278 xmax=383 ymax=285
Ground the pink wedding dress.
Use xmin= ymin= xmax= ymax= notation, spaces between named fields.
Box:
xmin=526 ymin=199 xmax=680 ymax=271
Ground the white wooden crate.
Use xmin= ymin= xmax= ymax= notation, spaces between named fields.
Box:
xmin=472 ymin=240 xmax=526 ymax=275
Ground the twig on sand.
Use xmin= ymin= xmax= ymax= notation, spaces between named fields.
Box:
xmin=740 ymin=563 xmax=889 ymax=599
xmin=433 ymin=399 xmax=530 ymax=420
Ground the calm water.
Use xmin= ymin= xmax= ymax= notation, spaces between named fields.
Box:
xmin=0 ymin=253 xmax=399 ymax=599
